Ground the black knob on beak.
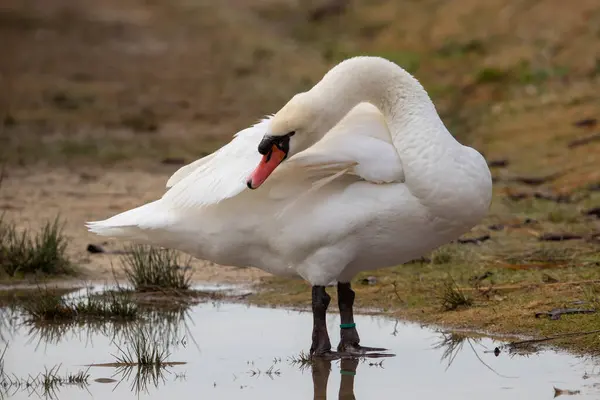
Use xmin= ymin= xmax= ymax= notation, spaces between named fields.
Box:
xmin=257 ymin=132 xmax=295 ymax=156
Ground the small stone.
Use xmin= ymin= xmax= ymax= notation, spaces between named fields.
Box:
xmin=494 ymin=347 xmax=500 ymax=357
xmin=524 ymin=85 xmax=538 ymax=96
xmin=587 ymin=183 xmax=600 ymax=192
xmin=360 ymin=276 xmax=377 ymax=285
xmin=488 ymin=158 xmax=509 ymax=168
xmin=572 ymin=118 xmax=597 ymax=128
xmin=87 ymin=244 xmax=106 ymax=253
xmin=457 ymin=234 xmax=490 ymax=244
xmin=79 ymin=172 xmax=98 ymax=182
xmin=538 ymin=233 xmax=583 ymax=242
xmin=583 ymin=207 xmax=600 ymax=218
xmin=94 ymin=378 xmax=117 ymax=383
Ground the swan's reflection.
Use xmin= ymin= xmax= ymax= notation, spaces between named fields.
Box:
xmin=312 ymin=358 xmax=359 ymax=400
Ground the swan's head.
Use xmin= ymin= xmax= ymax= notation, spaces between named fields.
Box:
xmin=247 ymin=93 xmax=323 ymax=189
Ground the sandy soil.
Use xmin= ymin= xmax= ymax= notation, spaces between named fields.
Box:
xmin=0 ymin=166 xmax=269 ymax=284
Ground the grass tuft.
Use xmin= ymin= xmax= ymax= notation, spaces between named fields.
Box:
xmin=113 ymin=332 xmax=171 ymax=366
xmin=439 ymin=276 xmax=473 ymax=311
xmin=0 ymin=216 xmax=73 ymax=277
xmin=22 ymin=288 xmax=138 ymax=322
xmin=288 ymin=351 xmax=314 ymax=370
xmin=121 ymin=245 xmax=192 ymax=291
xmin=431 ymin=246 xmax=454 ymax=265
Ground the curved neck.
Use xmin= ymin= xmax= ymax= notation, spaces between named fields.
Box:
xmin=307 ymin=57 xmax=459 ymax=198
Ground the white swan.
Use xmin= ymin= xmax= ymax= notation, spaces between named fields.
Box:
xmin=87 ymin=56 xmax=492 ymax=357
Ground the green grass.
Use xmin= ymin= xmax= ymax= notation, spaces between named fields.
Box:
xmin=0 ymin=216 xmax=73 ymax=278
xmin=474 ymin=67 xmax=509 ymax=84
xmin=121 ymin=245 xmax=192 ymax=292
xmin=438 ymin=276 xmax=473 ymax=311
xmin=22 ymin=288 xmax=138 ymax=322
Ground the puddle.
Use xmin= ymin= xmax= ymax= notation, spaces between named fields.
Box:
xmin=2 ymin=291 xmax=600 ymax=399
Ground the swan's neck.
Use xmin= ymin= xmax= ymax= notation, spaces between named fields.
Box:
xmin=308 ymin=56 xmax=460 ymax=199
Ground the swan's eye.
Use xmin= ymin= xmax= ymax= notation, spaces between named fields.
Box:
xmin=258 ymin=132 xmax=295 ymax=155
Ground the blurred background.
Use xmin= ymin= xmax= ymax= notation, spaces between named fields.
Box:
xmin=1 ymin=0 xmax=599 ymax=175
xmin=0 ymin=0 xmax=599 ymax=281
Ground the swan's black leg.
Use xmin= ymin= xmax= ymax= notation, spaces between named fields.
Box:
xmin=310 ymin=285 xmax=333 ymax=357
xmin=337 ymin=282 xmax=389 ymax=355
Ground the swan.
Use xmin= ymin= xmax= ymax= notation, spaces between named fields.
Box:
xmin=87 ymin=56 xmax=492 ymax=357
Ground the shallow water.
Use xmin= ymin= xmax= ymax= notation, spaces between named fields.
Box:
xmin=2 ymin=288 xmax=599 ymax=399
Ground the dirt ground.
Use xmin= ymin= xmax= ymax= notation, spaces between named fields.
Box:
xmin=0 ymin=167 xmax=269 ymax=283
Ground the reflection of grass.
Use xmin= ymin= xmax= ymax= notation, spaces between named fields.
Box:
xmin=7 ymin=293 xmax=198 ymax=356
xmin=112 ymin=364 xmax=171 ymax=395
xmin=0 ymin=343 xmax=7 ymax=384
xmin=40 ymin=365 xmax=90 ymax=399
xmin=431 ymin=331 xmax=511 ymax=378
xmin=288 ymin=351 xmax=314 ymax=370
xmin=22 ymin=289 xmax=138 ymax=322
xmin=100 ymin=325 xmax=187 ymax=395
xmin=0 ymin=357 xmax=90 ymax=400
xmin=112 ymin=327 xmax=172 ymax=366
xmin=121 ymin=246 xmax=192 ymax=292
xmin=432 ymin=331 xmax=470 ymax=369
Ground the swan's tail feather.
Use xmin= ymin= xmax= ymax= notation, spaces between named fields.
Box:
xmin=86 ymin=200 xmax=176 ymax=241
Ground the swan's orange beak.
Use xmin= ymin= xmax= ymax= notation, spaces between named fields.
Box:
xmin=247 ymin=144 xmax=287 ymax=189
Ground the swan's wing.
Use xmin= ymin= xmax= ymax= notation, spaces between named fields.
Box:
xmin=284 ymin=103 xmax=405 ymax=184
xmin=161 ymin=117 xmax=271 ymax=208
xmin=161 ymin=103 xmax=403 ymax=210
xmin=266 ymin=103 xmax=405 ymax=200
xmin=166 ymin=153 xmax=216 ymax=188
